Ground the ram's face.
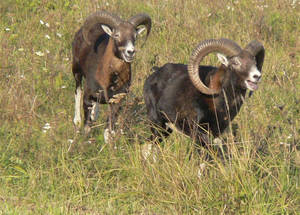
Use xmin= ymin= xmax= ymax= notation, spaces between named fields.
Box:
xmin=231 ymin=52 xmax=261 ymax=91
xmin=112 ymin=23 xmax=138 ymax=63
xmin=101 ymin=22 xmax=145 ymax=63
xmin=218 ymin=51 xmax=262 ymax=91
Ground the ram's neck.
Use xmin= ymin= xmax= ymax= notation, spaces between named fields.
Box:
xmin=103 ymin=38 xmax=117 ymax=64
xmin=217 ymin=71 xmax=247 ymax=124
xmin=206 ymin=66 xmax=226 ymax=91
xmin=205 ymin=66 xmax=247 ymax=119
xmin=95 ymin=38 xmax=131 ymax=92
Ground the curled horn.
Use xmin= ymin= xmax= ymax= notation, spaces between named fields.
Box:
xmin=128 ymin=13 xmax=152 ymax=43
xmin=244 ymin=40 xmax=265 ymax=72
xmin=82 ymin=10 xmax=122 ymax=45
xmin=188 ymin=38 xmax=242 ymax=95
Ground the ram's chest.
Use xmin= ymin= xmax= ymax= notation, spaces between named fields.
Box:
xmin=214 ymin=94 xmax=244 ymax=124
xmin=95 ymin=57 xmax=131 ymax=91
xmin=109 ymin=59 xmax=131 ymax=91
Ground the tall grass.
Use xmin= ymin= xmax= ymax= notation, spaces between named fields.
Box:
xmin=0 ymin=0 xmax=299 ymax=214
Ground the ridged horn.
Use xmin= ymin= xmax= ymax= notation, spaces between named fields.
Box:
xmin=128 ymin=13 xmax=152 ymax=43
xmin=244 ymin=40 xmax=265 ymax=72
xmin=188 ymin=38 xmax=242 ymax=95
xmin=82 ymin=10 xmax=123 ymax=45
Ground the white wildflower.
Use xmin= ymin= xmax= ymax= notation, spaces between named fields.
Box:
xmin=67 ymin=139 xmax=74 ymax=143
xmin=40 ymin=20 xmax=45 ymax=25
xmin=61 ymin=85 xmax=66 ymax=89
xmin=5 ymin=27 xmax=10 ymax=31
xmin=45 ymin=23 xmax=50 ymax=28
xmin=106 ymin=2 xmax=109 ymax=6
xmin=35 ymin=51 xmax=45 ymax=56
xmin=46 ymin=49 xmax=50 ymax=54
xmin=280 ymin=142 xmax=290 ymax=147
xmin=56 ymin=32 xmax=62 ymax=38
xmin=43 ymin=123 xmax=51 ymax=130
xmin=207 ymin=13 xmax=212 ymax=17
xmin=42 ymin=123 xmax=51 ymax=133
xmin=45 ymin=34 xmax=51 ymax=40
xmin=18 ymin=48 xmax=24 ymax=52
xmin=213 ymin=138 xmax=222 ymax=145
xmin=63 ymin=57 xmax=69 ymax=61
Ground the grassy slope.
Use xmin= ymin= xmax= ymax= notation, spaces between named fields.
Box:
xmin=0 ymin=0 xmax=299 ymax=214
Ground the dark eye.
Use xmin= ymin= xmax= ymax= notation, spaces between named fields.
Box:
xmin=114 ymin=32 xmax=120 ymax=39
xmin=232 ymin=58 xmax=241 ymax=66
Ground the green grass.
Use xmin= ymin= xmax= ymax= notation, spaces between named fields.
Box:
xmin=0 ymin=0 xmax=300 ymax=214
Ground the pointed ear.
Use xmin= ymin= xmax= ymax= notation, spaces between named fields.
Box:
xmin=101 ymin=25 xmax=113 ymax=36
xmin=137 ymin=27 xmax=146 ymax=35
xmin=217 ymin=53 xmax=229 ymax=67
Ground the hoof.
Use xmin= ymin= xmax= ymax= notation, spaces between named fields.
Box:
xmin=75 ymin=128 xmax=81 ymax=134
xmin=84 ymin=124 xmax=91 ymax=135
xmin=73 ymin=120 xmax=81 ymax=135
xmin=73 ymin=117 xmax=81 ymax=129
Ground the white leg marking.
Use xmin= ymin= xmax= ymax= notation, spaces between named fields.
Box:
xmin=90 ymin=101 xmax=100 ymax=121
xmin=73 ymin=87 xmax=82 ymax=127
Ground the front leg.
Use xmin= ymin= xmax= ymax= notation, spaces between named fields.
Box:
xmin=83 ymin=93 xmax=94 ymax=134
xmin=73 ymin=86 xmax=83 ymax=131
xmin=83 ymin=90 xmax=102 ymax=135
xmin=184 ymin=107 xmax=210 ymax=147
xmin=103 ymin=91 xmax=127 ymax=143
xmin=104 ymin=102 xmax=121 ymax=144
xmin=72 ymin=63 xmax=83 ymax=131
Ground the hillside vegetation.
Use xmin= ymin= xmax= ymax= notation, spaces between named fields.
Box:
xmin=0 ymin=0 xmax=299 ymax=214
